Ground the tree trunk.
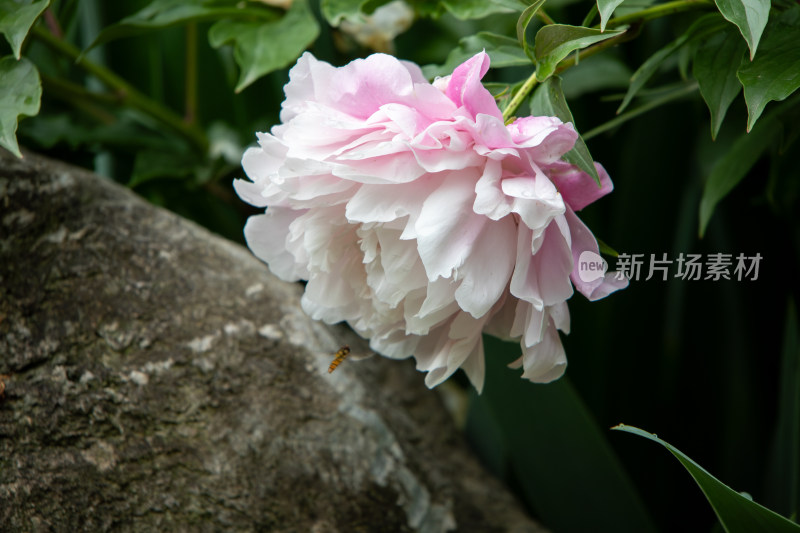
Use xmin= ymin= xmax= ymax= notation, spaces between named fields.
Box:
xmin=0 ymin=149 xmax=545 ymax=532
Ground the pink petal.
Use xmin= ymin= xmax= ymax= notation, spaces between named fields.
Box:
xmin=565 ymin=207 xmax=629 ymax=300
xmin=549 ymin=161 xmax=613 ymax=211
xmin=510 ymin=221 xmax=574 ymax=308
xmin=445 ymin=52 xmax=502 ymax=120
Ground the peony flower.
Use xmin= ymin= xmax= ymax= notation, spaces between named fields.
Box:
xmin=235 ymin=51 xmax=627 ymax=392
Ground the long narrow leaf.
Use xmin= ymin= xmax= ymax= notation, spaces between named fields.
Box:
xmin=618 ymin=13 xmax=726 ymax=114
xmin=88 ymin=0 xmax=275 ymax=50
xmin=471 ymin=337 xmax=657 ymax=533
xmin=613 ymin=425 xmax=800 ymax=532
xmin=516 ymin=0 xmax=546 ymax=61
xmin=766 ymin=301 xmax=800 ymax=521
xmin=697 ymin=94 xmax=800 ymax=237
xmin=531 ymin=76 xmax=600 ymax=184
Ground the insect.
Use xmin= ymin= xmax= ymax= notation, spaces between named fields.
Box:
xmin=327 ymin=346 xmax=373 ymax=374
xmin=328 ymin=346 xmax=351 ymax=373
xmin=0 ymin=374 xmax=10 ymax=401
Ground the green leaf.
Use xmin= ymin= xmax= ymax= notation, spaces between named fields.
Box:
xmin=693 ymin=27 xmax=746 ymax=139
xmin=597 ymin=0 xmax=626 ymax=32
xmin=0 ymin=0 xmax=49 ymax=59
xmin=516 ymin=0 xmax=546 ymax=61
xmin=129 ymin=148 xmax=197 ymax=187
xmin=613 ymin=424 xmax=800 ymax=532
xmin=0 ymin=55 xmax=41 ymax=158
xmin=530 ymin=76 xmax=600 ymax=185
xmin=89 ymin=0 xmax=275 ymax=50
xmin=473 ymin=337 xmax=657 ymax=533
xmin=534 ymin=24 xmax=624 ymax=81
xmin=320 ymin=0 xmax=372 ymax=25
xmin=421 ymin=32 xmax=529 ymax=79
xmin=209 ymin=0 xmax=319 ymax=92
xmin=737 ymin=7 xmax=800 ymax=132
xmin=442 ymin=0 xmax=524 ymax=20
xmin=714 ymin=0 xmax=769 ymax=59
xmin=765 ymin=300 xmax=800 ymax=521
xmin=559 ymin=53 xmax=632 ymax=99
xmin=584 ymin=81 xmax=699 ymax=140
xmin=697 ymin=95 xmax=800 ymax=237
xmin=617 ymin=13 xmax=727 ymax=113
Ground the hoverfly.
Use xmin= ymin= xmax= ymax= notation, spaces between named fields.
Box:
xmin=328 ymin=345 xmax=351 ymax=373
xmin=327 ymin=345 xmax=373 ymax=373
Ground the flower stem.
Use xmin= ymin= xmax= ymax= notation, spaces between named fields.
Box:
xmin=184 ymin=22 xmax=198 ymax=125
xmin=503 ymin=71 xmax=538 ymax=124
xmin=31 ymin=25 xmax=208 ymax=153
xmin=501 ymin=0 xmax=712 ymax=123
xmin=603 ymin=0 xmax=714 ymax=29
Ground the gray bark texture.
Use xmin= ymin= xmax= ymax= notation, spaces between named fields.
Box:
xmin=0 ymin=149 xmax=546 ymax=533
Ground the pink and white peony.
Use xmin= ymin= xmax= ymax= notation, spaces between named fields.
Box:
xmin=235 ymin=51 xmax=627 ymax=392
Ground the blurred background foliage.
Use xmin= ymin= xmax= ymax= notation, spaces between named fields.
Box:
xmin=3 ymin=0 xmax=800 ymax=531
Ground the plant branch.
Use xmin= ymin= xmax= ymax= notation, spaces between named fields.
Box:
xmin=185 ymin=22 xmax=198 ymax=125
xmin=501 ymin=0 xmax=711 ymax=122
xmin=503 ymin=71 xmax=538 ymax=124
xmin=603 ymin=0 xmax=714 ymax=30
xmin=31 ymin=25 xmax=208 ymax=153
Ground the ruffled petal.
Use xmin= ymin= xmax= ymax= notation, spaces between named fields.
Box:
xmin=415 ymin=170 xmax=486 ymax=281
xmin=444 ymin=51 xmax=502 ymax=120
xmin=243 ymin=210 xmax=307 ymax=281
xmin=565 ymin=207 xmax=629 ymax=301
xmin=549 ymin=161 xmax=613 ymax=211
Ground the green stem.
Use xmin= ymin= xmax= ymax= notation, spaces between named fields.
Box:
xmin=582 ymin=81 xmax=699 ymax=140
xmin=31 ymin=25 xmax=208 ymax=153
xmin=603 ymin=0 xmax=714 ymax=29
xmin=40 ymin=73 xmax=118 ymax=124
xmin=537 ymin=9 xmax=556 ymax=26
xmin=556 ymin=23 xmax=641 ymax=73
xmin=503 ymin=71 xmax=538 ymax=124
xmin=501 ymin=0 xmax=711 ymax=122
xmin=185 ymin=22 xmax=198 ymax=125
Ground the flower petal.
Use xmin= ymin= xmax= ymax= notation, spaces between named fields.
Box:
xmin=549 ymin=161 xmax=613 ymax=211
xmin=565 ymin=207 xmax=629 ymax=301
xmin=445 ymin=52 xmax=502 ymax=120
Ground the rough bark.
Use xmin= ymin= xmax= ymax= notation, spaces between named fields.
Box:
xmin=0 ymin=149 xmax=545 ymax=533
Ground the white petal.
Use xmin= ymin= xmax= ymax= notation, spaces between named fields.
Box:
xmin=454 ymin=215 xmax=516 ymax=318
xmin=520 ymin=318 xmax=567 ymax=383
xmin=243 ymin=210 xmax=306 ymax=281
xmin=415 ymin=170 xmax=486 ymax=281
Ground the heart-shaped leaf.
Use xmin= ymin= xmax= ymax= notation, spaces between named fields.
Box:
xmin=737 ymin=7 xmax=800 ymax=131
xmin=0 ymin=0 xmax=49 ymax=59
xmin=0 ymin=55 xmax=41 ymax=157
xmin=714 ymin=0 xmax=769 ymax=59
xmin=209 ymin=0 xmax=319 ymax=93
